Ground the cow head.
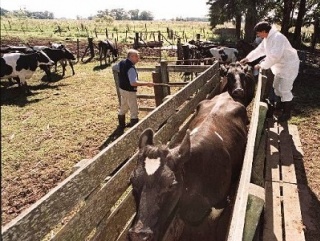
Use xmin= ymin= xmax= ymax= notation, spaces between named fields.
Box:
xmin=129 ymin=128 xmax=191 ymax=241
xmin=62 ymin=48 xmax=76 ymax=60
xmin=219 ymin=62 xmax=255 ymax=106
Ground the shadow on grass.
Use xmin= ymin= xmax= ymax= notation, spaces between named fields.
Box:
xmin=99 ymin=126 xmax=125 ymax=150
xmin=0 ymin=82 xmax=67 ymax=107
xmin=93 ymin=63 xmax=111 ymax=71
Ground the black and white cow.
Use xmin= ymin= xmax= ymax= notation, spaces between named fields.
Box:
xmin=0 ymin=51 xmax=54 ymax=94
xmin=32 ymin=45 xmax=76 ymax=80
xmin=209 ymin=47 xmax=239 ymax=63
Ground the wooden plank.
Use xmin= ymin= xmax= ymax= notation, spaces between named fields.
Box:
xmin=279 ymin=124 xmax=297 ymax=184
xmin=263 ymin=120 xmax=283 ymax=241
xmin=243 ymin=183 xmax=265 ymax=241
xmin=282 ymin=183 xmax=305 ymax=241
xmin=281 ymin=124 xmax=305 ymax=241
xmin=263 ymin=181 xmax=283 ymax=241
xmin=254 ymin=102 xmax=268 ymax=154
xmin=1 ymin=63 xmax=219 ymax=241
xmin=227 ymin=69 xmax=263 ymax=240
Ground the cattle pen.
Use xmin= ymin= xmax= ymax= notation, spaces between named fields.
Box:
xmin=1 ymin=61 xmax=306 ymax=241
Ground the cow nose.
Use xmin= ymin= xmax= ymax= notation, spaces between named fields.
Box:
xmin=129 ymin=228 xmax=155 ymax=241
xmin=232 ymin=88 xmax=244 ymax=97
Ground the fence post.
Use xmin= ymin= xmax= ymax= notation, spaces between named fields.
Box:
xmin=160 ymin=61 xmax=170 ymax=97
xmin=152 ymin=72 xmax=164 ymax=106
xmin=134 ymin=32 xmax=139 ymax=49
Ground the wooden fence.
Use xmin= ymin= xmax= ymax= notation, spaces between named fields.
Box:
xmin=1 ymin=63 xmax=306 ymax=240
xmin=1 ymin=62 xmax=220 ymax=241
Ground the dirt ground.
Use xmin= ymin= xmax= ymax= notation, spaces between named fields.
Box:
xmin=1 ymin=37 xmax=320 ymax=240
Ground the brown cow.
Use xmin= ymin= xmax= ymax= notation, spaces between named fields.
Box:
xmin=129 ymin=91 xmax=248 ymax=241
xmin=207 ymin=62 xmax=256 ymax=107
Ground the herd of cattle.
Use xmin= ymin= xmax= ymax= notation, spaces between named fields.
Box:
xmin=0 ymin=40 xmax=119 ymax=94
xmin=0 ymin=38 xmax=262 ymax=96
xmin=129 ymin=62 xmax=256 ymax=241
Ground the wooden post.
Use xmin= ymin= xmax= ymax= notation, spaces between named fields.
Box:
xmin=105 ymin=28 xmax=108 ymax=39
xmin=152 ymin=72 xmax=165 ymax=106
xmin=134 ymin=32 xmax=139 ymax=49
xmin=160 ymin=61 xmax=170 ymax=97
xmin=196 ymin=33 xmax=200 ymax=41
xmin=77 ymin=38 xmax=80 ymax=60
xmin=177 ymin=38 xmax=182 ymax=62
xmin=88 ymin=37 xmax=95 ymax=58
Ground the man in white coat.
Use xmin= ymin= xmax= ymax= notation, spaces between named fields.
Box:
xmin=240 ymin=21 xmax=300 ymax=122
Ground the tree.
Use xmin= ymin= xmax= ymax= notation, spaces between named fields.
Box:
xmin=128 ymin=9 xmax=139 ymax=20
xmin=139 ymin=11 xmax=154 ymax=20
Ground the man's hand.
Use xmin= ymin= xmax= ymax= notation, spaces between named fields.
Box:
xmin=240 ymin=58 xmax=248 ymax=64
xmin=146 ymin=82 xmax=155 ymax=87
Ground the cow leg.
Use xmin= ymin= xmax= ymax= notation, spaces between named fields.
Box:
xmin=19 ymin=77 xmax=31 ymax=95
xmin=61 ymin=60 xmax=67 ymax=76
xmin=40 ymin=65 xmax=52 ymax=81
xmin=68 ymin=60 xmax=75 ymax=75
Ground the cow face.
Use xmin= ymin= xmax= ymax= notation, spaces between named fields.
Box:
xmin=129 ymin=128 xmax=191 ymax=241
xmin=219 ymin=62 xmax=255 ymax=106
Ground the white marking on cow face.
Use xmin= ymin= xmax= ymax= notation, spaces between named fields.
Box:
xmin=190 ymin=127 xmax=199 ymax=136
xmin=144 ymin=157 xmax=161 ymax=175
xmin=215 ymin=131 xmax=223 ymax=141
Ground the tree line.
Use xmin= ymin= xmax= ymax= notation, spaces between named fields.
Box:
xmin=206 ymin=0 xmax=319 ymax=49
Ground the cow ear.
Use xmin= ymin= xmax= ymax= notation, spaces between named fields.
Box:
xmin=139 ymin=128 xmax=154 ymax=148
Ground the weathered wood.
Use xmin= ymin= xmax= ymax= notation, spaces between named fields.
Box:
xmin=166 ymin=65 xmax=212 ymax=73
xmin=254 ymin=102 xmax=268 ymax=154
xmin=227 ymin=69 xmax=263 ymax=241
xmin=263 ymin=120 xmax=283 ymax=241
xmin=280 ymin=124 xmax=305 ymax=241
xmin=263 ymin=122 xmax=306 ymax=241
xmin=243 ymin=183 xmax=265 ymax=241
xmin=160 ymin=61 xmax=170 ymax=96
xmin=152 ymin=71 xmax=165 ymax=106
xmin=251 ymin=132 xmax=266 ymax=187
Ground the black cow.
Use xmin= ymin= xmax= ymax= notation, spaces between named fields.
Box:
xmin=98 ymin=39 xmax=118 ymax=66
xmin=32 ymin=46 xmax=76 ymax=80
xmin=50 ymin=43 xmax=76 ymax=76
xmin=207 ymin=62 xmax=256 ymax=107
xmin=0 ymin=51 xmax=54 ymax=94
xmin=129 ymin=91 xmax=248 ymax=241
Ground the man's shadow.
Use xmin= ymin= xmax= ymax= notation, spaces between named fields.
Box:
xmin=99 ymin=127 xmax=125 ymax=150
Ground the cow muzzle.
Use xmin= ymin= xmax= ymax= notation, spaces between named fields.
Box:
xmin=129 ymin=227 xmax=155 ymax=241
xmin=232 ymin=88 xmax=244 ymax=98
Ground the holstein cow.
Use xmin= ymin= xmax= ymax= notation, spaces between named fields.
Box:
xmin=129 ymin=92 xmax=248 ymax=241
xmin=98 ymin=39 xmax=118 ymax=66
xmin=209 ymin=46 xmax=239 ymax=63
xmin=0 ymin=51 xmax=54 ymax=94
xmin=32 ymin=46 xmax=76 ymax=80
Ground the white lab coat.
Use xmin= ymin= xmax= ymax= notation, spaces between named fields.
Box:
xmin=246 ymin=27 xmax=300 ymax=101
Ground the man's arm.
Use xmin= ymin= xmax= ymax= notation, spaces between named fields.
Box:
xmin=128 ymin=68 xmax=154 ymax=87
